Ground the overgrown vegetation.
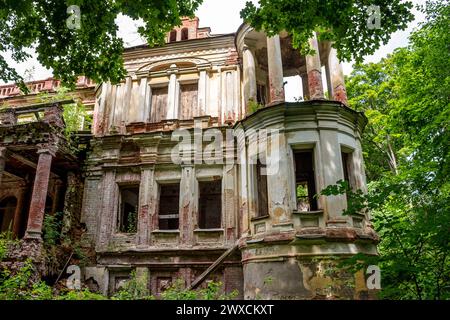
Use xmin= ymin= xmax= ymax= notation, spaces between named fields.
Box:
xmin=37 ymin=86 xmax=92 ymax=136
xmin=322 ymin=1 xmax=450 ymax=300
xmin=0 ymin=260 xmax=237 ymax=300
xmin=240 ymin=0 xmax=414 ymax=62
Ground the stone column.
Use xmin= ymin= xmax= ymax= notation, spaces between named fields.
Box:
xmin=328 ymin=47 xmax=348 ymax=104
xmin=266 ymin=35 xmax=285 ymax=104
xmin=12 ymin=184 xmax=26 ymax=237
xmin=306 ymin=32 xmax=324 ymax=100
xmin=25 ymin=147 xmax=54 ymax=239
xmin=242 ymin=46 xmax=257 ymax=108
xmin=316 ymin=111 xmax=348 ymax=226
xmin=265 ymin=132 xmax=293 ymax=226
xmin=97 ymin=169 xmax=117 ymax=249
xmin=300 ymin=73 xmax=310 ymax=100
xmin=197 ymin=68 xmax=208 ymax=116
xmin=138 ymin=165 xmax=155 ymax=246
xmin=179 ymin=165 xmax=195 ymax=245
xmin=138 ymin=77 xmax=150 ymax=122
xmin=0 ymin=147 xmax=6 ymax=186
xmin=167 ymin=64 xmax=179 ymax=119
xmin=236 ymin=127 xmax=249 ymax=236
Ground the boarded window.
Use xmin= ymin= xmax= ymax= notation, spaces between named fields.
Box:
xmin=118 ymin=186 xmax=139 ymax=233
xmin=256 ymin=161 xmax=269 ymax=217
xmin=198 ymin=180 xmax=222 ymax=229
xmin=150 ymin=86 xmax=168 ymax=123
xmin=159 ymin=184 xmax=180 ymax=230
xmin=181 ymin=28 xmax=189 ymax=40
xmin=179 ymin=83 xmax=198 ymax=120
xmin=294 ymin=151 xmax=318 ymax=211
xmin=169 ymin=30 xmax=177 ymax=42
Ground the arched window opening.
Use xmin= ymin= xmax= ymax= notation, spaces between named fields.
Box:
xmin=0 ymin=196 xmax=17 ymax=233
xmin=181 ymin=28 xmax=189 ymax=41
xmin=169 ymin=30 xmax=177 ymax=42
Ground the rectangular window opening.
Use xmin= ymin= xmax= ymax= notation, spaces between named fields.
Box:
xmin=179 ymin=83 xmax=198 ymax=120
xmin=118 ymin=186 xmax=139 ymax=233
xmin=198 ymin=180 xmax=222 ymax=229
xmin=294 ymin=150 xmax=318 ymax=211
xmin=256 ymin=160 xmax=269 ymax=217
xmin=159 ymin=184 xmax=180 ymax=230
xmin=150 ymin=86 xmax=169 ymax=123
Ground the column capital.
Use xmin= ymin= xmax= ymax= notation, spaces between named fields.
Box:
xmin=36 ymin=144 xmax=57 ymax=157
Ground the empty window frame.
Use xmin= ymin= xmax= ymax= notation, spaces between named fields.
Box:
xmin=158 ymin=184 xmax=180 ymax=230
xmin=198 ymin=180 xmax=222 ymax=229
xmin=181 ymin=28 xmax=189 ymax=40
xmin=169 ymin=30 xmax=177 ymax=42
xmin=257 ymin=84 xmax=267 ymax=106
xmin=118 ymin=186 xmax=139 ymax=233
xmin=179 ymin=83 xmax=198 ymax=120
xmin=150 ymin=86 xmax=169 ymax=123
xmin=341 ymin=150 xmax=355 ymax=190
xmin=0 ymin=196 xmax=17 ymax=233
xmin=256 ymin=160 xmax=269 ymax=217
xmin=294 ymin=150 xmax=318 ymax=211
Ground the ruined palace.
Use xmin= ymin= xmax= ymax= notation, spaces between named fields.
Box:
xmin=0 ymin=17 xmax=378 ymax=299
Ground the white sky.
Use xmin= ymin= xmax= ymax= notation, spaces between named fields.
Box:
xmin=2 ymin=0 xmax=427 ymax=95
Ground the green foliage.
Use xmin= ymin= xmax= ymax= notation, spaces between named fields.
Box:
xmin=37 ymin=86 xmax=90 ymax=135
xmin=126 ymin=211 xmax=138 ymax=234
xmin=340 ymin=0 xmax=450 ymax=299
xmin=112 ymin=270 xmax=153 ymax=300
xmin=42 ymin=212 xmax=63 ymax=247
xmin=0 ymin=231 xmax=17 ymax=261
xmin=0 ymin=259 xmax=53 ymax=300
xmin=57 ymin=289 xmax=107 ymax=300
xmin=240 ymin=0 xmax=414 ymax=62
xmin=161 ymin=279 xmax=238 ymax=300
xmin=248 ymin=99 xmax=264 ymax=114
xmin=0 ymin=1 xmax=202 ymax=91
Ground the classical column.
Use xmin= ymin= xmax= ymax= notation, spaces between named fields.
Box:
xmin=316 ymin=111 xmax=348 ymax=227
xmin=97 ymin=169 xmax=117 ymax=248
xmin=300 ymin=73 xmax=310 ymax=100
xmin=197 ymin=68 xmax=208 ymax=116
xmin=0 ymin=147 xmax=6 ymax=186
xmin=12 ymin=185 xmax=26 ymax=237
xmin=179 ymin=165 xmax=195 ymax=244
xmin=328 ymin=47 xmax=348 ymax=104
xmin=242 ymin=46 xmax=257 ymax=107
xmin=138 ymin=165 xmax=155 ymax=246
xmin=138 ymin=77 xmax=150 ymax=122
xmin=25 ymin=147 xmax=54 ymax=239
xmin=266 ymin=35 xmax=285 ymax=104
xmin=306 ymin=32 xmax=324 ymax=99
xmin=167 ymin=64 xmax=179 ymax=119
xmin=265 ymin=132 xmax=293 ymax=226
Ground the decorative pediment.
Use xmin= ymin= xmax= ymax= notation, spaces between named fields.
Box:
xmin=136 ymin=57 xmax=211 ymax=74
